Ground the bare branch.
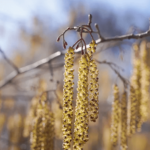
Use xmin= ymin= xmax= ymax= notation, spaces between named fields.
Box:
xmin=95 ymin=59 xmax=128 ymax=85
xmin=0 ymin=48 xmax=20 ymax=73
xmin=0 ymin=51 xmax=62 ymax=89
xmin=0 ymin=23 xmax=150 ymax=89
xmin=95 ymin=23 xmax=104 ymax=41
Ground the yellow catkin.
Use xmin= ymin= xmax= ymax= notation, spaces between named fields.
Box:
xmin=24 ymin=79 xmax=47 ymax=138
xmin=121 ymin=91 xmax=127 ymax=150
xmin=140 ymin=41 xmax=150 ymax=125
xmin=31 ymin=92 xmax=55 ymax=150
xmin=89 ymin=60 xmax=99 ymax=122
xmin=62 ymin=47 xmax=74 ymax=150
xmin=87 ymin=40 xmax=97 ymax=58
xmin=111 ymin=84 xmax=120 ymax=146
xmin=87 ymin=40 xmax=99 ymax=122
xmin=31 ymin=115 xmax=42 ymax=150
xmin=131 ymin=44 xmax=141 ymax=131
xmin=73 ymin=55 xmax=89 ymax=150
xmin=128 ymin=86 xmax=137 ymax=135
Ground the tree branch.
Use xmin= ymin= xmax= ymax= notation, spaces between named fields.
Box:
xmin=0 ymin=27 xmax=150 ymax=89
xmin=95 ymin=59 xmax=128 ymax=85
xmin=0 ymin=48 xmax=20 ymax=73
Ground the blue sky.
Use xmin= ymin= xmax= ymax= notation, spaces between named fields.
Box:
xmin=0 ymin=0 xmax=150 ymax=55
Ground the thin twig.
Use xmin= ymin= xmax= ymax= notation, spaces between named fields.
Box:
xmin=0 ymin=51 xmax=63 ymax=89
xmin=0 ymin=24 xmax=150 ymax=88
xmin=95 ymin=60 xmax=124 ymax=71
xmin=95 ymin=59 xmax=128 ymax=85
xmin=0 ymin=48 xmax=20 ymax=73
xmin=53 ymin=91 xmax=63 ymax=109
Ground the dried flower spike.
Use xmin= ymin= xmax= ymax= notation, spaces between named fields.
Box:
xmin=62 ymin=47 xmax=74 ymax=150
xmin=73 ymin=55 xmax=89 ymax=150
xmin=111 ymin=84 xmax=120 ymax=147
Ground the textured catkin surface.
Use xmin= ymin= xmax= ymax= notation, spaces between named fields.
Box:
xmin=73 ymin=55 xmax=89 ymax=150
xmin=87 ymin=40 xmax=99 ymax=122
xmin=130 ymin=45 xmax=142 ymax=132
xmin=31 ymin=115 xmax=42 ymax=150
xmin=128 ymin=86 xmax=137 ymax=135
xmin=111 ymin=85 xmax=120 ymax=146
xmin=140 ymin=42 xmax=150 ymax=125
xmin=121 ymin=92 xmax=127 ymax=150
xmin=31 ymin=92 xmax=55 ymax=150
xmin=89 ymin=60 xmax=99 ymax=122
xmin=62 ymin=47 xmax=74 ymax=150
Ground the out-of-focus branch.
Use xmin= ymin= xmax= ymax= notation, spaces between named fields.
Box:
xmin=0 ymin=51 xmax=63 ymax=89
xmin=0 ymin=23 xmax=150 ymax=89
xmin=0 ymin=48 xmax=20 ymax=73
xmin=95 ymin=59 xmax=128 ymax=85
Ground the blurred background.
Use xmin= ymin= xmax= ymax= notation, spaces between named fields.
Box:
xmin=0 ymin=0 xmax=150 ymax=150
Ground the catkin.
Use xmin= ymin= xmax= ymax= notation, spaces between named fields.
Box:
xmin=24 ymin=80 xmax=47 ymax=138
xmin=130 ymin=44 xmax=141 ymax=131
xmin=87 ymin=40 xmax=97 ymax=58
xmin=31 ymin=92 xmax=55 ymax=150
xmin=128 ymin=86 xmax=137 ymax=135
xmin=89 ymin=60 xmax=99 ymax=122
xmin=87 ymin=40 xmax=99 ymax=122
xmin=31 ymin=115 xmax=42 ymax=150
xmin=140 ymin=41 xmax=150 ymax=124
xmin=73 ymin=55 xmax=89 ymax=150
xmin=111 ymin=85 xmax=120 ymax=146
xmin=62 ymin=47 xmax=74 ymax=150
xmin=121 ymin=91 xmax=127 ymax=150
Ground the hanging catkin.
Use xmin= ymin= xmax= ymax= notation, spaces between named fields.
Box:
xmin=31 ymin=92 xmax=55 ymax=150
xmin=89 ymin=60 xmax=99 ymax=122
xmin=73 ymin=55 xmax=89 ymax=150
xmin=140 ymin=41 xmax=150 ymax=125
xmin=62 ymin=47 xmax=74 ymax=150
xmin=87 ymin=40 xmax=99 ymax=122
xmin=121 ymin=91 xmax=127 ymax=150
xmin=111 ymin=84 xmax=120 ymax=146
xmin=31 ymin=114 xmax=42 ymax=150
xmin=130 ymin=44 xmax=141 ymax=131
xmin=128 ymin=86 xmax=137 ymax=135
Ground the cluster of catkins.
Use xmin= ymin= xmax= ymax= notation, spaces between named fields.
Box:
xmin=62 ymin=40 xmax=99 ymax=150
xmin=27 ymin=82 xmax=55 ymax=150
xmin=111 ymin=41 xmax=150 ymax=150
